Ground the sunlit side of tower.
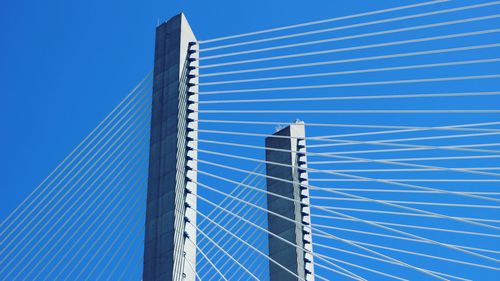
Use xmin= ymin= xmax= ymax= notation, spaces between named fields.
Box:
xmin=266 ymin=121 xmax=315 ymax=281
xmin=143 ymin=13 xmax=198 ymax=281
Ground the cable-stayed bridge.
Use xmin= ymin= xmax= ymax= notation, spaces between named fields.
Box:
xmin=1 ymin=1 xmax=500 ymax=280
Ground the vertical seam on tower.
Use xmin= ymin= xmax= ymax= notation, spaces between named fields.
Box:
xmin=182 ymin=41 xmax=198 ymax=280
xmin=297 ymin=137 xmax=314 ymax=279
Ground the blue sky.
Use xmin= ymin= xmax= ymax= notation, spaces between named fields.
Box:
xmin=1 ymin=0 xmax=500 ymax=280
xmin=0 ymin=0 xmax=404 ymax=219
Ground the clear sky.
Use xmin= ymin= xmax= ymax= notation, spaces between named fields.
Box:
xmin=1 ymin=0 xmax=499 ymax=280
xmin=0 ymin=0 xmax=407 ymax=219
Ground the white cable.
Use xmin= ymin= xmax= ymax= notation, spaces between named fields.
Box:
xmin=197 ymin=163 xmax=264 ymax=263
xmin=313 ymin=188 xmax=500 ymax=196
xmin=197 ymin=137 xmax=500 ymax=169
xmin=201 ymin=109 xmax=500 ymax=114
xmin=196 ymin=129 xmax=500 ymax=178
xmin=0 ymin=79 xmax=151 ymax=244
xmin=314 ymin=253 xmax=408 ymax=281
xmin=316 ymin=168 xmax=500 ymax=173
xmin=315 ymin=273 xmax=330 ymax=281
xmin=197 ymin=164 xmax=262 ymax=248
xmin=199 ymin=41 xmax=500 ymax=78
xmin=313 ymin=262 xmax=370 ymax=281
xmin=196 ymin=166 xmax=263 ymax=271
xmin=197 ymin=119 xmax=500 ymax=133
xmin=310 ymin=132 xmax=500 ymax=149
xmin=314 ymin=243 xmax=473 ymax=281
xmin=313 ymin=122 xmax=500 ymax=140
xmin=32 ymin=170 xmax=146 ymax=281
xmin=191 ymin=220 xmax=260 ymax=281
xmin=198 ymin=122 xmax=500 ymax=144
xmin=197 ymin=175 xmax=265 ymax=275
xmin=313 ymin=208 xmax=500 ymax=225
xmin=0 ymin=73 xmax=151 ymax=239
xmin=195 ymin=170 xmax=500 ymax=265
xmin=101 ymin=231 xmax=144 ymax=281
xmin=199 ymin=2 xmax=497 ymax=51
xmin=0 ymin=73 xmax=151 ymax=253
xmin=194 ymin=192 xmax=365 ymax=281
xmin=196 ymin=211 xmax=316 ymax=281
xmin=194 ymin=185 xmax=447 ymax=280
xmin=314 ymin=215 xmax=500 ymax=238
xmin=313 ymin=227 xmax=500 ymax=256
xmin=198 ymin=127 xmax=500 ymax=158
xmin=56 ymin=181 xmax=145 ymax=281
xmin=198 ymin=166 xmax=500 ymax=230
xmin=195 ymin=169 xmax=296 ymax=280
xmin=0 ymin=92 xmax=150 ymax=250
xmin=344 ymin=239 xmax=500 ymax=272
xmin=82 ymin=207 xmax=145 ymax=281
xmin=194 ymin=159 xmax=500 ymax=261
xmin=313 ymin=144 xmax=500 ymax=156
xmin=195 ymin=148 xmax=500 ymax=204
xmin=0 ymin=105 xmax=150 ymax=271
xmin=311 ymin=196 xmax=500 ymax=209
xmin=228 ymin=230 xmax=268 ymax=281
xmin=311 ymin=178 xmax=500 ymax=182
xmin=192 ymin=176 xmax=366 ymax=280
xmin=199 ymin=188 xmax=266 ymax=278
xmin=198 ymin=91 xmax=500 ymax=103
xmin=199 ymin=58 xmax=500 ymax=86
xmin=199 ymin=74 xmax=500 ymax=95
xmin=117 ymin=254 xmax=144 ymax=281
xmin=310 ymin=147 xmax=500 ymax=178
xmin=38 ymin=163 xmax=146 ymax=281
xmin=310 ymin=207 xmax=500 ymax=264
xmin=15 ymin=136 xmax=148 ymax=280
xmin=105 ymin=236 xmax=144 ymax=281
xmin=189 ymin=236 xmax=228 ymax=281
xmin=199 ymin=134 xmax=500 ymax=154
xmin=200 ymin=27 xmax=499 ymax=62
xmin=202 ymin=168 xmax=500 ymax=199
xmin=70 ymin=197 xmax=146 ymax=281
xmin=207 ymin=198 xmax=267 ymax=280
xmin=200 ymin=22 xmax=500 ymax=70
xmin=198 ymin=0 xmax=449 ymax=44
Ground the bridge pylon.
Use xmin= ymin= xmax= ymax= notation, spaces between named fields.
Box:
xmin=143 ymin=13 xmax=198 ymax=281
xmin=266 ymin=121 xmax=315 ymax=281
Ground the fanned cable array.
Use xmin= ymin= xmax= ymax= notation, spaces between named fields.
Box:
xmin=0 ymin=74 xmax=153 ymax=280
xmin=193 ymin=0 xmax=500 ymax=280
xmin=1 ymin=1 xmax=500 ymax=280
xmin=193 ymin=164 xmax=269 ymax=280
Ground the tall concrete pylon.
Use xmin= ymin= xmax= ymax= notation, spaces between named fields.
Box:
xmin=143 ymin=13 xmax=198 ymax=281
xmin=266 ymin=121 xmax=315 ymax=281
